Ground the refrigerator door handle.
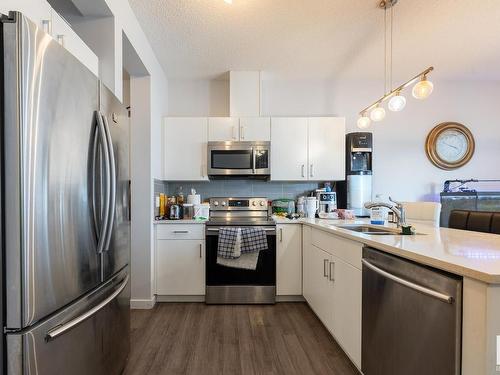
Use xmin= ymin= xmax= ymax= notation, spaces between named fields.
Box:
xmin=95 ymin=111 xmax=111 ymax=254
xmin=91 ymin=126 xmax=100 ymax=238
xmin=45 ymin=274 xmax=129 ymax=342
xmin=101 ymin=114 xmax=116 ymax=252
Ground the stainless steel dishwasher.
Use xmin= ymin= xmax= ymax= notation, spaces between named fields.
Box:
xmin=362 ymin=247 xmax=462 ymax=375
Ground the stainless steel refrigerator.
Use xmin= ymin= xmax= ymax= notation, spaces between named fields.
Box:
xmin=1 ymin=12 xmax=131 ymax=374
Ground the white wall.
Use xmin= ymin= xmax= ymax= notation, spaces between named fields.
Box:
xmin=167 ymin=79 xmax=229 ymax=116
xmin=101 ymin=0 xmax=168 ymax=308
xmin=167 ymin=78 xmax=500 ymax=201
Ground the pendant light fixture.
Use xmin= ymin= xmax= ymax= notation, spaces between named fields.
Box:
xmin=388 ymin=91 xmax=406 ymax=111
xmin=357 ymin=0 xmax=434 ymax=128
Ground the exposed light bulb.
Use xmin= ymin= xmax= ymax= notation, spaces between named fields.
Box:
xmin=412 ymin=76 xmax=434 ymax=99
xmin=357 ymin=115 xmax=371 ymax=129
xmin=388 ymin=93 xmax=407 ymax=111
xmin=224 ymin=0 xmax=233 ymax=3
xmin=370 ymin=106 xmax=386 ymax=122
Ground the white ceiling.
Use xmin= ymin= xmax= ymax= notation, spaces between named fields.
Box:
xmin=128 ymin=0 xmax=500 ymax=81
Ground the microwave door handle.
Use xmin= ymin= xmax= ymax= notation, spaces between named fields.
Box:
xmin=252 ymin=148 xmax=256 ymax=174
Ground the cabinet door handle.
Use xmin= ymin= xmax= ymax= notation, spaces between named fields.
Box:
xmin=199 ymin=243 xmax=202 ymax=258
xmin=329 ymin=261 xmax=335 ymax=282
xmin=42 ymin=19 xmax=52 ymax=34
xmin=323 ymin=259 xmax=329 ymax=277
xmin=241 ymin=125 xmax=245 ymax=140
xmin=279 ymin=228 xmax=283 ymax=242
xmin=310 ymin=164 xmax=314 ymax=178
xmin=201 ymin=164 xmax=204 ymax=178
xmin=301 ymin=164 xmax=305 ymax=178
xmin=173 ymin=230 xmax=189 ymax=234
xmin=57 ymin=34 xmax=65 ymax=47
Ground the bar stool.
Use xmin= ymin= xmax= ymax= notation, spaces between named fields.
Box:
xmin=402 ymin=202 xmax=442 ymax=227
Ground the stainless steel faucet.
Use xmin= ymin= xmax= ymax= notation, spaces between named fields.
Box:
xmin=364 ymin=197 xmax=407 ymax=227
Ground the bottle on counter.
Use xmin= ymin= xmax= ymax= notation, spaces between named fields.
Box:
xmin=159 ymin=194 xmax=166 ymax=218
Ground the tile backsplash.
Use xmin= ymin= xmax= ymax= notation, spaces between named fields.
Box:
xmin=155 ymin=179 xmax=321 ymax=202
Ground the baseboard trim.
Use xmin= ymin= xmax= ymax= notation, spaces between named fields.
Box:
xmin=156 ymin=295 xmax=205 ymax=303
xmin=130 ymin=297 xmax=157 ymax=309
xmin=276 ymin=295 xmax=305 ymax=302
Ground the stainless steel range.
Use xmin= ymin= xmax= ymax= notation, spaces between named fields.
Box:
xmin=205 ymin=197 xmax=276 ymax=304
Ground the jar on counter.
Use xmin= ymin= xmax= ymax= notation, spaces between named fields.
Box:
xmin=183 ymin=204 xmax=194 ymax=220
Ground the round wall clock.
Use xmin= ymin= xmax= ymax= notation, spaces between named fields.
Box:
xmin=425 ymin=122 xmax=475 ymax=170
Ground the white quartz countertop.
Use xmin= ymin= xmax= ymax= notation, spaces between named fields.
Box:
xmin=299 ymin=218 xmax=500 ymax=284
xmin=152 ymin=215 xmax=500 ymax=283
xmin=153 ymin=219 xmax=208 ymax=224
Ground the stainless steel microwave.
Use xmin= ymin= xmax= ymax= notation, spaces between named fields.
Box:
xmin=207 ymin=141 xmax=270 ymax=178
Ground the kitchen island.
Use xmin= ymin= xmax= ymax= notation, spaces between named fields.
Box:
xmin=286 ymin=217 xmax=500 ymax=375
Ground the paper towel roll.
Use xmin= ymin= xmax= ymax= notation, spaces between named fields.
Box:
xmin=187 ymin=194 xmax=201 ymax=205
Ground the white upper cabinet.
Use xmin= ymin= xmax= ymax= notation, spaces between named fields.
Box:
xmin=0 ymin=0 xmax=51 ymax=28
xmin=271 ymin=117 xmax=345 ymax=181
xmin=208 ymin=117 xmax=239 ymax=141
xmin=230 ymin=71 xmax=260 ymax=117
xmin=208 ymin=117 xmax=270 ymax=142
xmin=239 ymin=117 xmax=271 ymax=142
xmin=271 ymin=118 xmax=309 ymax=181
xmin=308 ymin=117 xmax=346 ymax=181
xmin=163 ymin=117 xmax=208 ymax=181
xmin=51 ymin=10 xmax=99 ymax=77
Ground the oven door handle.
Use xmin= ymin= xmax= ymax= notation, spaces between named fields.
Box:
xmin=206 ymin=227 xmax=276 ymax=235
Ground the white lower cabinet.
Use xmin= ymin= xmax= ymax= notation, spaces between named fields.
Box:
xmin=302 ymin=226 xmax=362 ymax=369
xmin=155 ymin=224 xmax=205 ymax=296
xmin=330 ymin=254 xmax=362 ymax=368
xmin=276 ymin=224 xmax=302 ymax=295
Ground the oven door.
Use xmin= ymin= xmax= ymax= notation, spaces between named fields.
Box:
xmin=205 ymin=226 xmax=276 ymax=304
xmin=207 ymin=142 xmax=270 ymax=176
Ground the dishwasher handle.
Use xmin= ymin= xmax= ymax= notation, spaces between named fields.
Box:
xmin=361 ymin=259 xmax=454 ymax=304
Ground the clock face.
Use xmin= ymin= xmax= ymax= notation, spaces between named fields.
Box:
xmin=425 ymin=122 xmax=475 ymax=170
xmin=435 ymin=130 xmax=468 ymax=163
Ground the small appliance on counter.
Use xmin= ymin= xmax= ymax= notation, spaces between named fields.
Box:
xmin=337 ymin=132 xmax=373 ymax=217
xmin=317 ymin=191 xmax=338 ymax=219
xmin=169 ymin=204 xmax=181 ymax=220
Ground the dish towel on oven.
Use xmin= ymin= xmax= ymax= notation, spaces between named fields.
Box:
xmin=217 ymin=227 xmax=268 ymax=270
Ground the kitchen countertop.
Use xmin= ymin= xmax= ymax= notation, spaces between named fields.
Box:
xmin=298 ymin=217 xmax=500 ymax=284
xmin=152 ymin=215 xmax=500 ymax=283
xmin=153 ymin=219 xmax=208 ymax=224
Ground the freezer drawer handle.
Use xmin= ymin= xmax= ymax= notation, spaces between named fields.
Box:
xmin=45 ymin=274 xmax=129 ymax=342
xmin=361 ymin=259 xmax=453 ymax=304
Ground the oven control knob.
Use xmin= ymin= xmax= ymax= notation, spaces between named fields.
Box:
xmin=260 ymin=201 xmax=265 ymax=206
xmin=221 ymin=201 xmax=226 ymax=206
xmin=213 ymin=201 xmax=219 ymax=206
xmin=252 ymin=201 xmax=257 ymax=206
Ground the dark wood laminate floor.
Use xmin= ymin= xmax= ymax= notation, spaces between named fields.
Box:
xmin=123 ymin=302 xmax=359 ymax=375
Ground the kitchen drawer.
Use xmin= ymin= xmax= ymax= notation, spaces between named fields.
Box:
xmin=311 ymin=228 xmax=362 ymax=269
xmin=156 ymin=224 xmax=205 ymax=240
